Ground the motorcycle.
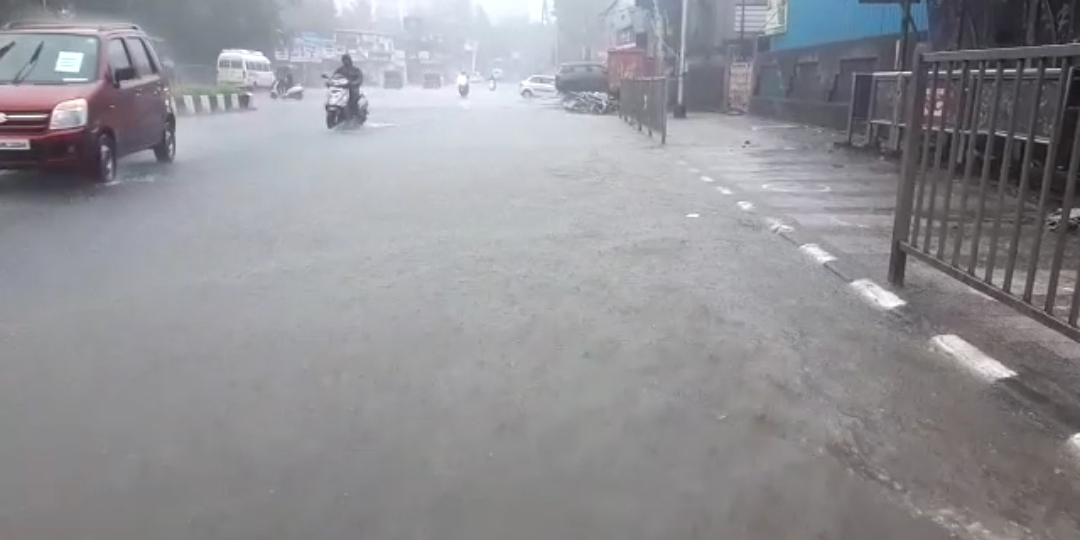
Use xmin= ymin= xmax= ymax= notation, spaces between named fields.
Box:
xmin=488 ymin=79 xmax=496 ymax=91
xmin=323 ymin=74 xmax=368 ymax=130
xmin=270 ymin=79 xmax=304 ymax=100
xmin=458 ymin=83 xmax=470 ymax=98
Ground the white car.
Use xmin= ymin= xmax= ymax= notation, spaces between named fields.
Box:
xmin=519 ymin=75 xmax=556 ymax=98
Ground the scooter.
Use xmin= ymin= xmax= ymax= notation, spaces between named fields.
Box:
xmin=270 ymin=80 xmax=304 ymax=100
xmin=323 ymin=74 xmax=368 ymax=130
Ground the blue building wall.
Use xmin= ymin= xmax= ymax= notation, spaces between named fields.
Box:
xmin=770 ymin=0 xmax=930 ymax=51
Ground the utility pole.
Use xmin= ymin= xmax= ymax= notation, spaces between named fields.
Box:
xmin=898 ymin=0 xmax=912 ymax=70
xmin=673 ymin=0 xmax=689 ymax=118
xmin=739 ymin=0 xmax=746 ymax=54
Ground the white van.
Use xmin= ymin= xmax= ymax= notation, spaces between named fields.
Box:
xmin=216 ymin=49 xmax=274 ymax=88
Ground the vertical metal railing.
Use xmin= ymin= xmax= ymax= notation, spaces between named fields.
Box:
xmin=890 ymin=44 xmax=1080 ymax=340
xmin=618 ymin=77 xmax=668 ymax=144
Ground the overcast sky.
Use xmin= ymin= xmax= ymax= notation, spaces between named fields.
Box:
xmin=335 ymin=0 xmax=545 ymax=22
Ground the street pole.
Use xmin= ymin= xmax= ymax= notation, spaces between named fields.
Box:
xmin=739 ymin=0 xmax=746 ymax=56
xmin=898 ymin=0 xmax=911 ymax=70
xmin=673 ymin=0 xmax=688 ymax=118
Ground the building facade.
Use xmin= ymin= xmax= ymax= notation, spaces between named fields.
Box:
xmin=333 ymin=29 xmax=404 ymax=86
xmin=750 ymin=0 xmax=930 ymax=128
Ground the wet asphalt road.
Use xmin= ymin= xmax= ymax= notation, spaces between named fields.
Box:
xmin=0 ymin=87 xmax=1079 ymax=540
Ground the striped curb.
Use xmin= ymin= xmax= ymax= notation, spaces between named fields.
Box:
xmin=171 ymin=92 xmax=254 ymax=116
xmin=673 ymin=151 xmax=1080 ymax=446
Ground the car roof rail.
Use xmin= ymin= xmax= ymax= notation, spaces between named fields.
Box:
xmin=2 ymin=20 xmax=141 ymax=31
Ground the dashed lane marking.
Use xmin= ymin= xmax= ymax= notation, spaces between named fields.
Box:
xmin=929 ymin=334 xmax=1017 ymax=383
xmin=1068 ymin=434 xmax=1080 ymax=458
xmin=766 ymin=218 xmax=793 ymax=234
xmin=686 ymin=213 xmax=700 ymax=218
xmin=850 ymin=279 xmax=907 ymax=310
xmin=736 ymin=201 xmax=754 ymax=211
xmin=716 ymin=186 xmax=733 ymax=195
xmin=701 ymin=175 xmax=714 ymax=183
xmin=688 ymin=167 xmax=701 ymax=174
xmin=798 ymin=243 xmax=837 ymax=264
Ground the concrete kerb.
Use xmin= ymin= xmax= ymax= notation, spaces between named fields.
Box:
xmin=170 ymin=92 xmax=255 ymax=116
xmin=668 ymin=146 xmax=1080 ymax=442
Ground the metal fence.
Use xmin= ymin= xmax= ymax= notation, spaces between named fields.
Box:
xmin=847 ymin=71 xmax=910 ymax=152
xmin=619 ymin=77 xmax=668 ymax=144
xmin=890 ymin=43 xmax=1080 ymax=340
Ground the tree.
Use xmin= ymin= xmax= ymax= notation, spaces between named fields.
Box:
xmin=338 ymin=0 xmax=373 ymax=30
xmin=279 ymin=0 xmax=337 ymax=35
xmin=0 ymin=0 xmax=290 ymax=63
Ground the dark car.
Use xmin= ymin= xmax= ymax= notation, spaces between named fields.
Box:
xmin=554 ymin=62 xmax=608 ymax=94
xmin=0 ymin=20 xmax=176 ymax=183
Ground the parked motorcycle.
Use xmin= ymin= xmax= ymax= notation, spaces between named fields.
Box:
xmin=270 ymin=79 xmax=304 ymax=100
xmin=323 ymin=74 xmax=368 ymax=130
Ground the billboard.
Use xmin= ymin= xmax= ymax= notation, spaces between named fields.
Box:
xmin=763 ymin=0 xmax=787 ymax=36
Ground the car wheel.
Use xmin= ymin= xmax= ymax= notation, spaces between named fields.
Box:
xmin=153 ymin=123 xmax=176 ymax=163
xmin=521 ymin=89 xmax=533 ymax=98
xmin=87 ymin=133 xmax=117 ymax=183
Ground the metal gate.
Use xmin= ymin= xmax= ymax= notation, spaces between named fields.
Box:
xmin=619 ymin=77 xmax=669 ymax=143
xmin=889 ymin=44 xmax=1080 ymax=340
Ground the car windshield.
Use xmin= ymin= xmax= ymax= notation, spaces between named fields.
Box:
xmin=0 ymin=33 xmax=99 ymax=84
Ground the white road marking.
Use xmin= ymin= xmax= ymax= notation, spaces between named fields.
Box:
xmin=686 ymin=213 xmax=700 ymax=218
xmin=766 ymin=218 xmax=793 ymax=234
xmin=716 ymin=186 xmax=733 ymax=195
xmin=676 ymin=160 xmax=687 ymax=166
xmin=1068 ymin=434 xmax=1080 ymax=458
xmin=736 ymin=201 xmax=754 ymax=211
xmin=700 ymin=175 xmax=714 ymax=183
xmin=688 ymin=167 xmax=700 ymax=174
xmin=850 ymin=279 xmax=906 ymax=310
xmin=929 ymin=335 xmax=1017 ymax=383
xmin=798 ymin=243 xmax=836 ymax=264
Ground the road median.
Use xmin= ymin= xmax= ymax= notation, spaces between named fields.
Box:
xmin=170 ymin=89 xmax=255 ymax=116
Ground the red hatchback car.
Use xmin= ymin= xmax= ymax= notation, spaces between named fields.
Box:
xmin=0 ymin=21 xmax=176 ymax=182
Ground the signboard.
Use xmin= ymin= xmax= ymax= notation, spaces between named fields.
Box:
xmin=763 ymin=0 xmax=787 ymax=35
xmin=728 ymin=62 xmax=753 ymax=113
xmin=274 ymin=35 xmax=336 ymax=63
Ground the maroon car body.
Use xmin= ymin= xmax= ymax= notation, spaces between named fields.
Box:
xmin=0 ymin=21 xmax=176 ymax=182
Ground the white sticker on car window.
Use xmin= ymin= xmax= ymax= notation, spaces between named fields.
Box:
xmin=55 ymin=51 xmax=84 ymax=73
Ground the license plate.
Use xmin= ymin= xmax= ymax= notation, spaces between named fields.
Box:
xmin=0 ymin=139 xmax=30 ymax=150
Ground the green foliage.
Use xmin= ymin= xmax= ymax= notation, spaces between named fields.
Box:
xmin=172 ymin=84 xmax=245 ymax=96
xmin=0 ymin=0 xmax=292 ymax=63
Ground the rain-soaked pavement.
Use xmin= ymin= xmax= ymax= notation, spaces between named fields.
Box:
xmin=0 ymin=86 xmax=1078 ymax=539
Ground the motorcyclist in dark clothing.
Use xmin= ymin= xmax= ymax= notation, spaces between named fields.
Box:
xmin=274 ymin=66 xmax=294 ymax=94
xmin=333 ymin=54 xmax=364 ymax=116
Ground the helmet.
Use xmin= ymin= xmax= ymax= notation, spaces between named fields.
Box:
xmin=341 ymin=54 xmax=353 ymax=67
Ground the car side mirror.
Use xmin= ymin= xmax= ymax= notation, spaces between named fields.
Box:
xmin=113 ymin=66 xmax=136 ymax=85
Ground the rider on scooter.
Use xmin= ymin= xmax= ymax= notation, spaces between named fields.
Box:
xmin=333 ymin=54 xmax=364 ymax=116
